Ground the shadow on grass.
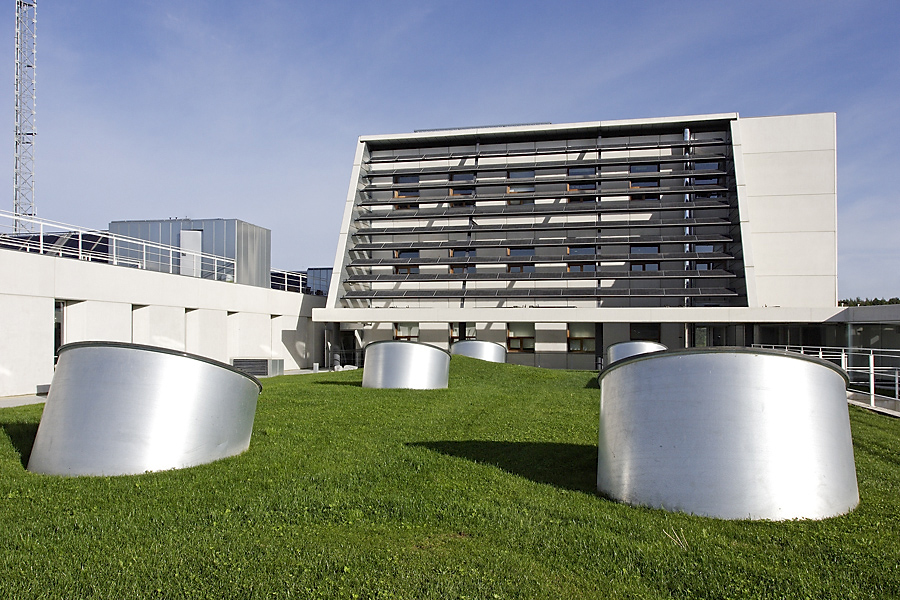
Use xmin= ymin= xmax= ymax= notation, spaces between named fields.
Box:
xmin=410 ymin=440 xmax=598 ymax=495
xmin=313 ymin=380 xmax=363 ymax=387
xmin=583 ymin=376 xmax=599 ymax=389
xmin=0 ymin=421 xmax=39 ymax=468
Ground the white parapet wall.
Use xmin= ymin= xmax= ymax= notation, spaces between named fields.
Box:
xmin=0 ymin=249 xmax=326 ymax=397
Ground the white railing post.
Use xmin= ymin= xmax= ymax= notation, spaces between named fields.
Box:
xmin=895 ymin=368 xmax=899 ymax=401
xmin=869 ymin=352 xmax=876 ymax=407
xmin=78 ymin=231 xmax=83 ymax=260
xmin=39 ymin=222 xmax=44 ymax=254
xmin=818 ymin=347 xmax=823 ymax=359
xmin=111 ymin=237 xmax=117 ymax=266
xmin=840 ymin=349 xmax=847 ymax=373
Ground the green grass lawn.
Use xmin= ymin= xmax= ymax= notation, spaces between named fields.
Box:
xmin=1 ymin=356 xmax=898 ymax=599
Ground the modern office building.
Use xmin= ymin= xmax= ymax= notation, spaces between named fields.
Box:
xmin=314 ymin=112 xmax=844 ymax=368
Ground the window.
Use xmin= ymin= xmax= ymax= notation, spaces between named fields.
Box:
xmin=54 ymin=300 xmax=65 ymax=363
xmin=394 ymin=175 xmax=419 ymax=198
xmin=394 ymin=250 xmax=419 ymax=274
xmin=507 ymin=197 xmax=535 ymax=205
xmin=630 ymin=193 xmax=660 ymax=201
xmin=694 ymin=161 xmax=720 ymax=171
xmin=693 ymin=176 xmax=719 ymax=186
xmin=509 ymin=170 xmax=534 ymax=179
xmin=694 ymin=261 xmax=723 ymax=271
xmin=629 ymin=180 xmax=659 ymax=189
xmin=508 ymin=183 xmax=535 ymax=194
xmin=450 ymin=187 xmax=474 ymax=196
xmin=629 ymin=164 xmax=659 ymax=189
xmin=508 ymin=170 xmax=535 ymax=194
xmin=630 ymin=245 xmax=659 ymax=255
xmin=507 ymin=264 xmax=536 ymax=273
xmin=451 ymin=248 xmax=475 ymax=258
xmin=507 ymin=323 xmax=535 ymax=353
xmin=630 ymin=323 xmax=661 ymax=342
xmin=568 ymin=166 xmax=595 ymax=177
xmin=394 ymin=202 xmax=417 ymax=210
xmin=451 ymin=173 xmax=475 ymax=182
xmin=568 ymin=246 xmax=594 ymax=255
xmin=450 ymin=322 xmax=476 ymax=345
xmin=568 ymin=263 xmax=596 ymax=272
xmin=568 ymin=323 xmax=595 ymax=353
xmin=508 ymin=247 xmax=535 ymax=257
xmin=568 ymin=182 xmax=596 ymax=191
xmin=567 ymin=196 xmax=597 ymax=203
xmin=394 ymin=322 xmax=419 ymax=342
xmin=631 ymin=262 xmax=659 ymax=271
xmin=450 ymin=265 xmax=475 ymax=274
xmin=695 ymin=244 xmax=715 ymax=254
xmin=449 ymin=199 xmax=475 ymax=208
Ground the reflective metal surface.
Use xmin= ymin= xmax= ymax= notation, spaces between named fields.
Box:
xmin=28 ymin=342 xmax=262 ymax=476
xmin=597 ymin=347 xmax=859 ymax=520
xmin=450 ymin=340 xmax=507 ymax=363
xmin=606 ymin=341 xmax=667 ymax=365
xmin=362 ymin=341 xmax=450 ymax=389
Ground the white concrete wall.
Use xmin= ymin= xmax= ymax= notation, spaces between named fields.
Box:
xmin=186 ymin=309 xmax=228 ymax=362
xmin=733 ymin=113 xmax=838 ymax=308
xmin=132 ymin=305 xmax=186 ymax=350
xmin=66 ymin=301 xmax=133 ymax=344
xmin=0 ymin=295 xmax=54 ymax=398
xmin=0 ymin=249 xmax=325 ymax=396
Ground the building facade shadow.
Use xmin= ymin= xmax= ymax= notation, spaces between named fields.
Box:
xmin=409 ymin=440 xmax=598 ymax=495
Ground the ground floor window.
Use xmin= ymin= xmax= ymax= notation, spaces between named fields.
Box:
xmin=693 ymin=324 xmax=726 ymax=347
xmin=450 ymin=322 xmax=476 ymax=345
xmin=630 ymin=323 xmax=661 ymax=343
xmin=394 ymin=322 xmax=419 ymax=342
xmin=54 ymin=300 xmax=65 ymax=363
xmin=568 ymin=323 xmax=595 ymax=353
xmin=507 ymin=322 xmax=535 ymax=353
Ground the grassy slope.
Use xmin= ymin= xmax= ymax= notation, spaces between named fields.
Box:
xmin=0 ymin=356 xmax=898 ymax=599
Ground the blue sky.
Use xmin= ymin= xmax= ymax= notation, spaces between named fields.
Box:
xmin=4 ymin=0 xmax=899 ymax=298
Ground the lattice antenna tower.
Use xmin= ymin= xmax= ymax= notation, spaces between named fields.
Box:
xmin=14 ymin=0 xmax=36 ymax=232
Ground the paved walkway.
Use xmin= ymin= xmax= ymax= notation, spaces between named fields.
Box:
xmin=0 ymin=394 xmax=45 ymax=409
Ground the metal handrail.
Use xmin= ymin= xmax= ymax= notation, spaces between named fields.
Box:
xmin=0 ymin=209 xmax=236 ymax=281
xmin=1 ymin=210 xmax=312 ymax=293
xmin=753 ymin=344 xmax=900 ymax=409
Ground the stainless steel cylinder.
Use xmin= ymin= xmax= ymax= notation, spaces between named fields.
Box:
xmin=28 ymin=342 xmax=262 ymax=476
xmin=362 ymin=341 xmax=450 ymax=389
xmin=606 ymin=341 xmax=667 ymax=365
xmin=450 ymin=340 xmax=507 ymax=363
xmin=597 ymin=347 xmax=858 ymax=520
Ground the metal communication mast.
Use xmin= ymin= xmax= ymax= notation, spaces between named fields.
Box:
xmin=14 ymin=0 xmax=36 ymax=232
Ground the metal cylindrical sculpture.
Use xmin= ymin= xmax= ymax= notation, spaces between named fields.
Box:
xmin=450 ymin=340 xmax=507 ymax=363
xmin=28 ymin=342 xmax=262 ymax=476
xmin=362 ymin=341 xmax=450 ymax=389
xmin=597 ymin=348 xmax=858 ymax=520
xmin=605 ymin=341 xmax=667 ymax=365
